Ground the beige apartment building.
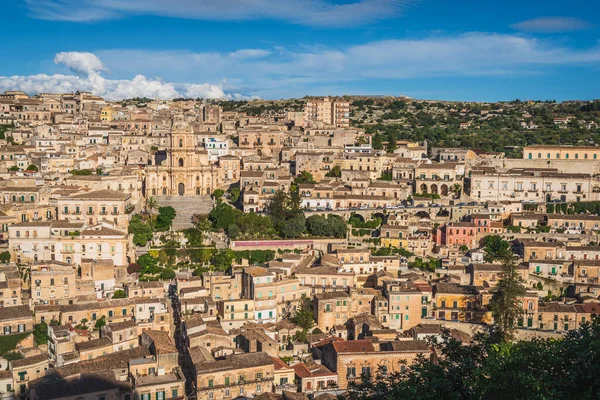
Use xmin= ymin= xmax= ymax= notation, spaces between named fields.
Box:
xmin=9 ymin=221 xmax=130 ymax=267
xmin=30 ymin=262 xmax=80 ymax=305
xmin=0 ymin=305 xmax=33 ymax=335
xmin=9 ymin=354 xmax=49 ymax=398
xmin=304 ymin=97 xmax=350 ymax=128
xmin=57 ymin=189 xmax=132 ymax=230
xmin=320 ymin=339 xmax=430 ymax=390
xmin=523 ymin=145 xmax=600 ymax=161
xmin=415 ymin=162 xmax=463 ymax=197
xmin=195 ymin=352 xmax=275 ymax=400
xmin=0 ymin=266 xmax=22 ymax=307
xmin=64 ymin=172 xmax=143 ymax=201
xmin=470 ymin=168 xmax=600 ymax=203
xmin=218 ymin=298 xmax=255 ymax=331
xmin=379 ymin=280 xmax=426 ymax=331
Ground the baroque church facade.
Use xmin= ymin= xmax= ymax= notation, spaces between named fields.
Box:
xmin=145 ymin=118 xmax=219 ymax=196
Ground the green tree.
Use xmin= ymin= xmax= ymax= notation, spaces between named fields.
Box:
xmin=291 ymin=293 xmax=315 ymax=341
xmin=128 ymin=214 xmax=153 ymax=246
xmin=75 ymin=318 xmax=89 ymax=330
xmin=26 ymin=164 xmax=38 ymax=171
xmin=33 ymin=322 xmax=48 ymax=345
xmin=385 ymin=131 xmax=397 ymax=153
xmin=237 ymin=212 xmax=274 ymax=238
xmin=347 ymin=317 xmax=600 ymax=400
xmin=0 ymin=251 xmax=10 ymax=263
xmin=227 ymin=224 xmax=240 ymax=239
xmin=265 ymin=190 xmax=305 ymax=238
xmin=112 ymin=289 xmax=127 ymax=299
xmin=212 ymin=189 xmax=225 ymax=200
xmin=452 ymin=183 xmax=462 ymax=197
xmin=192 ymin=214 xmax=212 ymax=232
xmin=378 ymin=171 xmax=393 ymax=181
xmin=160 ymin=268 xmax=176 ymax=280
xmin=459 ymin=244 xmax=469 ymax=252
xmin=3 ymin=351 xmax=23 ymax=361
xmin=70 ymin=169 xmax=92 ymax=175
xmin=155 ymin=206 xmax=177 ymax=231
xmin=482 ymin=235 xmax=512 ymax=262
xmin=157 ymin=249 xmax=168 ymax=265
xmin=137 ymin=253 xmax=159 ymax=275
xmin=212 ymin=249 xmax=236 ymax=272
xmin=491 ymin=258 xmax=527 ymax=340
xmin=94 ymin=316 xmax=106 ymax=331
xmin=229 ymin=187 xmax=241 ymax=203
xmin=325 ymin=166 xmax=341 ymax=178
xmin=294 ymin=171 xmax=316 ymax=184
xmin=7 ymin=165 xmax=19 ymax=172
xmin=145 ymin=196 xmax=158 ymax=215
xmin=209 ymin=202 xmax=241 ymax=231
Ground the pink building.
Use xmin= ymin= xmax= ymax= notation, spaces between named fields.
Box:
xmin=436 ymin=222 xmax=478 ymax=248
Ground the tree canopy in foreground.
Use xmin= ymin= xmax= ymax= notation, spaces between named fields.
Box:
xmin=346 ymin=316 xmax=600 ymax=400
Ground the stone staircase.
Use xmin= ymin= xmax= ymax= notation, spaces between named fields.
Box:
xmin=154 ymin=196 xmax=214 ymax=230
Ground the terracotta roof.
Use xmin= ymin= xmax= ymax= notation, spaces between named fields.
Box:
xmin=332 ymin=339 xmax=375 ymax=353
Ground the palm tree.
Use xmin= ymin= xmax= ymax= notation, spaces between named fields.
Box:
xmin=451 ymin=183 xmax=462 ymax=198
xmin=145 ymin=196 xmax=158 ymax=215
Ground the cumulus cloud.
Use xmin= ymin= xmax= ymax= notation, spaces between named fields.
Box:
xmin=511 ymin=17 xmax=594 ymax=33
xmin=0 ymin=52 xmax=235 ymax=100
xmin=25 ymin=0 xmax=415 ymax=27
xmin=93 ymin=33 xmax=600 ymax=98
xmin=54 ymin=52 xmax=106 ymax=75
xmin=2 ymin=33 xmax=600 ymax=99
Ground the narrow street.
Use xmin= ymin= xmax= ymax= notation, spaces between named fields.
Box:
xmin=170 ymin=290 xmax=197 ymax=399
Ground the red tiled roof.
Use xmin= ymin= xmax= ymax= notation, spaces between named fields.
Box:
xmin=332 ymin=339 xmax=374 ymax=353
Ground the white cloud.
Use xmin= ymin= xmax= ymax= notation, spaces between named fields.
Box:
xmin=183 ymin=83 xmax=227 ymax=99
xmin=511 ymin=17 xmax=594 ymax=33
xmin=54 ymin=52 xmax=106 ymax=75
xmin=2 ymin=33 xmax=600 ymax=99
xmin=0 ymin=52 xmax=236 ymax=100
xmin=228 ymin=49 xmax=271 ymax=60
xmin=25 ymin=0 xmax=414 ymax=27
xmin=94 ymin=33 xmax=600 ymax=96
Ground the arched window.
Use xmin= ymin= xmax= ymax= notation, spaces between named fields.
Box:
xmin=537 ymin=153 xmax=541 ymax=159
xmin=547 ymin=153 xmax=550 ymax=158
xmin=556 ymin=153 xmax=560 ymax=159
xmin=566 ymin=154 xmax=569 ymax=159
xmin=179 ymin=158 xmax=184 ymax=167
xmin=575 ymin=154 xmax=579 ymax=159
xmin=179 ymin=139 xmax=183 ymax=147
xmin=162 ymin=188 xmax=167 ymax=195
xmin=584 ymin=154 xmax=588 ymax=159
xmin=528 ymin=301 xmax=533 ymax=311
xmin=528 ymin=153 xmax=532 ymax=159
xmin=196 ymin=187 xmax=200 ymax=195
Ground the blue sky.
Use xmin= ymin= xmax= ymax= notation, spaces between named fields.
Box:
xmin=0 ymin=0 xmax=598 ymax=101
